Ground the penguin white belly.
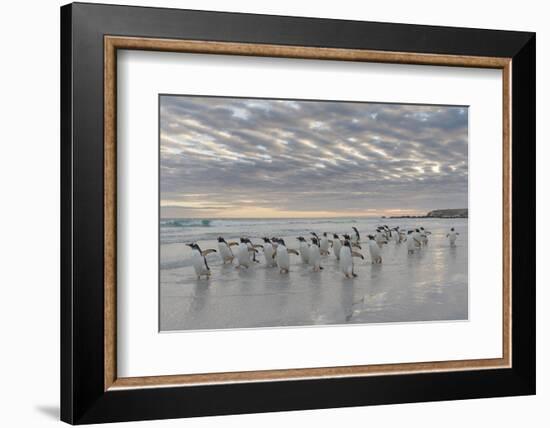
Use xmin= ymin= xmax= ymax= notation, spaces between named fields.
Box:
xmin=375 ymin=232 xmax=385 ymax=246
xmin=320 ymin=238 xmax=330 ymax=254
xmin=218 ymin=242 xmax=233 ymax=263
xmin=333 ymin=240 xmax=342 ymax=259
xmin=309 ymin=246 xmax=321 ymax=271
xmin=413 ymin=233 xmax=422 ymax=247
xmin=299 ymin=242 xmax=310 ymax=263
xmin=263 ymin=244 xmax=275 ymax=266
xmin=339 ymin=247 xmax=353 ymax=277
xmin=191 ymin=250 xmax=209 ymax=277
xmin=276 ymin=245 xmax=290 ymax=272
xmin=393 ymin=233 xmax=399 ymax=243
xmin=369 ymin=241 xmax=381 ymax=262
xmin=236 ymin=243 xmax=251 ymax=268
xmin=407 ymin=238 xmax=416 ymax=252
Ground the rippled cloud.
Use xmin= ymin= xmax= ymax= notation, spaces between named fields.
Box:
xmin=160 ymin=95 xmax=468 ymax=218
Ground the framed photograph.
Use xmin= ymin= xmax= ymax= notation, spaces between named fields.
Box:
xmin=61 ymin=2 xmax=535 ymax=424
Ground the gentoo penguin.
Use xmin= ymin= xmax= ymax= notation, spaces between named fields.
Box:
xmin=339 ymin=240 xmax=364 ymax=278
xmin=392 ymin=227 xmax=400 ymax=244
xmin=413 ymin=229 xmax=423 ymax=249
xmin=375 ymin=228 xmax=387 ymax=247
xmin=332 ymin=233 xmax=343 ymax=260
xmin=399 ymin=228 xmax=407 ymax=243
xmin=308 ymin=237 xmax=323 ymax=272
xmin=274 ymin=238 xmax=299 ymax=274
xmin=406 ymin=230 xmax=421 ymax=254
xmin=320 ymin=232 xmax=331 ymax=256
xmin=235 ymin=238 xmax=258 ymax=269
xmin=186 ymin=243 xmax=217 ymax=279
xmin=446 ymin=227 xmax=460 ymax=247
xmin=351 ymin=226 xmax=361 ymax=244
xmin=419 ymin=227 xmax=431 ymax=246
xmin=383 ymin=225 xmax=391 ymax=241
xmin=242 ymin=237 xmax=261 ymax=263
xmin=217 ymin=237 xmax=235 ymax=264
xmin=262 ymin=237 xmax=276 ymax=267
xmin=296 ymin=236 xmax=310 ymax=264
xmin=367 ymin=235 xmax=382 ymax=264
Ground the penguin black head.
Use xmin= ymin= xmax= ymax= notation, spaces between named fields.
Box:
xmin=333 ymin=233 xmax=339 ymax=239
xmin=415 ymin=229 xmax=420 ymax=233
xmin=311 ymin=237 xmax=319 ymax=246
xmin=186 ymin=242 xmax=201 ymax=252
xmin=262 ymin=237 xmax=271 ymax=243
xmin=217 ymin=236 xmax=226 ymax=243
xmin=278 ymin=239 xmax=286 ymax=246
xmin=310 ymin=232 xmax=319 ymax=238
xmin=451 ymin=227 xmax=455 ymax=232
xmin=323 ymin=232 xmax=328 ymax=237
xmin=408 ymin=230 xmax=413 ymax=234
xmin=367 ymin=235 xmax=375 ymax=240
xmin=343 ymin=234 xmax=351 ymax=240
xmin=297 ymin=236 xmax=305 ymax=242
xmin=420 ymin=227 xmax=425 ymax=231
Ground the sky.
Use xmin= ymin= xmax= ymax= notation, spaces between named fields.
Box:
xmin=160 ymin=95 xmax=468 ymax=219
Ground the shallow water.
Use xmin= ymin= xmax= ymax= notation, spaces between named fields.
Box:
xmin=160 ymin=218 xmax=468 ymax=331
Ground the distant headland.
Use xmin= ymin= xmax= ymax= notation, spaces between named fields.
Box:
xmin=383 ymin=208 xmax=468 ymax=219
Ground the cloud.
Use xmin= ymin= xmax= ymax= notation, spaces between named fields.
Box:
xmin=160 ymin=96 xmax=468 ymax=218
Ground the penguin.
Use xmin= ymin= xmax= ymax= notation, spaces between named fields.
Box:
xmin=235 ymin=238 xmax=258 ymax=269
xmin=320 ymin=232 xmax=331 ymax=256
xmin=383 ymin=225 xmax=391 ymax=241
xmin=413 ymin=229 xmax=423 ymax=249
xmin=332 ymin=233 xmax=343 ymax=260
xmin=367 ymin=235 xmax=382 ymax=264
xmin=392 ymin=227 xmax=400 ymax=244
xmin=296 ymin=236 xmax=310 ymax=264
xmin=242 ymin=237 xmax=261 ymax=263
xmin=375 ymin=228 xmax=387 ymax=247
xmin=217 ymin=236 xmax=235 ymax=264
xmin=339 ymin=240 xmax=364 ymax=278
xmin=186 ymin=243 xmax=217 ymax=279
xmin=406 ymin=230 xmax=421 ymax=254
xmin=351 ymin=226 xmax=361 ymax=244
xmin=308 ymin=237 xmax=323 ymax=272
xmin=262 ymin=237 xmax=276 ymax=267
xmin=398 ymin=228 xmax=407 ymax=243
xmin=274 ymin=238 xmax=299 ymax=274
xmin=419 ymin=227 xmax=431 ymax=246
xmin=446 ymin=227 xmax=460 ymax=247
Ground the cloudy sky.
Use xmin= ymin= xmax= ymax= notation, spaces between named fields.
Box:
xmin=160 ymin=95 xmax=468 ymax=219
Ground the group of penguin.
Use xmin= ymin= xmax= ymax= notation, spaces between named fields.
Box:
xmin=186 ymin=225 xmax=460 ymax=280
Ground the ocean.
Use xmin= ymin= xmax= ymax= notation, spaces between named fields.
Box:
xmin=160 ymin=217 xmax=468 ymax=331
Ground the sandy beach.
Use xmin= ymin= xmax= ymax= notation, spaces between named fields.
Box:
xmin=160 ymin=218 xmax=468 ymax=331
